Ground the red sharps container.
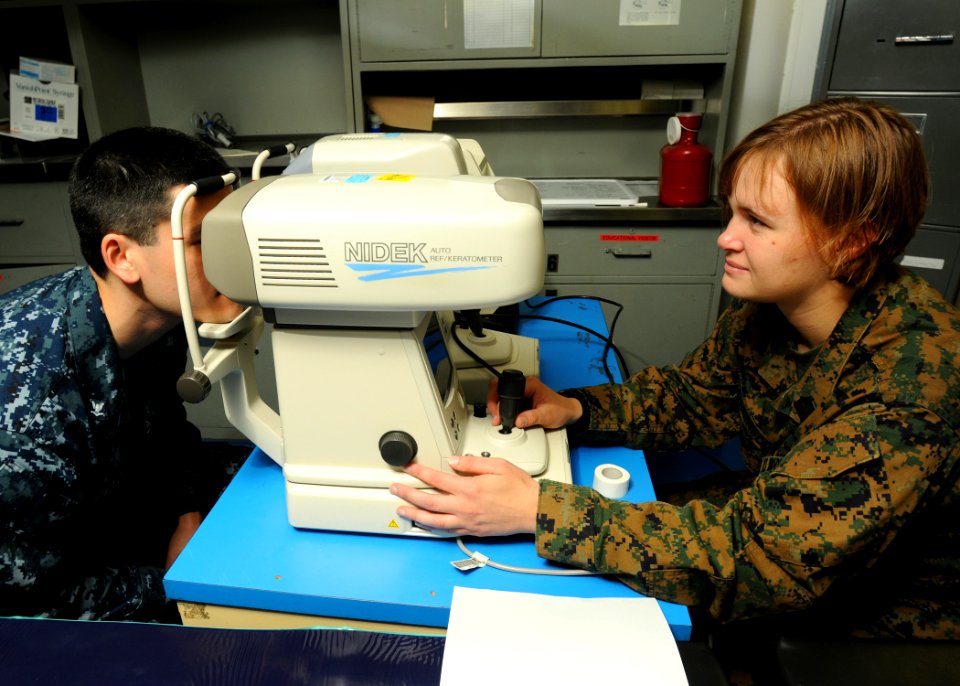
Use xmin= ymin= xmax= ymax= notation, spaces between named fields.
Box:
xmin=659 ymin=112 xmax=712 ymax=207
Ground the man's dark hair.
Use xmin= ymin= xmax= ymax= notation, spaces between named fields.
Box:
xmin=69 ymin=127 xmax=231 ymax=277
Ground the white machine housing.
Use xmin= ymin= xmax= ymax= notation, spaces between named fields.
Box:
xmin=285 ymin=131 xmax=494 ymax=178
xmin=275 ymin=131 xmax=538 ymax=403
xmin=198 ymin=170 xmax=569 ymax=535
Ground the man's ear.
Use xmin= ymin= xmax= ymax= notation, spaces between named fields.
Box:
xmin=101 ymin=233 xmax=142 ymax=285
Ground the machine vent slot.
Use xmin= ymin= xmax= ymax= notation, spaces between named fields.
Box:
xmin=321 ymin=133 xmax=379 ymax=142
xmin=257 ymin=238 xmax=337 ymax=288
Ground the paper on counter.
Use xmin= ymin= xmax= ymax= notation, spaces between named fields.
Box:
xmin=440 ymin=587 xmax=688 ymax=685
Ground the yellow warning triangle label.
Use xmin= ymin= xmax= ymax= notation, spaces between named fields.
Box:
xmin=388 ymin=520 xmax=399 ymax=528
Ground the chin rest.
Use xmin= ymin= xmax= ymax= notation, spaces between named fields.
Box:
xmin=777 ymin=636 xmax=960 ymax=686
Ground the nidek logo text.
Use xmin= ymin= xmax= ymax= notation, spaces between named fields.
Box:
xmin=344 ymin=242 xmax=426 ymax=263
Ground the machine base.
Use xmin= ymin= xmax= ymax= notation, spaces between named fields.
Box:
xmin=285 ymin=427 xmax=570 ymax=536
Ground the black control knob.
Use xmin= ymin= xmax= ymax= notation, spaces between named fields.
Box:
xmin=379 ymin=431 xmax=418 ymax=467
xmin=176 ymin=369 xmax=212 ymax=403
xmin=498 ymin=368 xmax=526 ymax=434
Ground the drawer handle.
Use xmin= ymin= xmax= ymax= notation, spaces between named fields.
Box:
xmin=606 ymin=248 xmax=652 ymax=258
xmin=895 ymin=34 xmax=954 ymax=45
xmin=0 ymin=218 xmax=26 ymax=227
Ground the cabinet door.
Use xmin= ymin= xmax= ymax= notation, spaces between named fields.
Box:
xmin=542 ymin=0 xmax=739 ymax=57
xmin=0 ymin=183 xmax=77 ymax=263
xmin=355 ymin=0 xmax=541 ymax=61
xmin=899 ymin=225 xmax=960 ymax=302
xmin=540 ymin=282 xmax=717 ymax=373
xmin=832 ymin=95 xmax=960 ymax=228
xmin=830 ymin=0 xmax=959 ymax=91
xmin=544 ymin=225 xmax=721 ymax=278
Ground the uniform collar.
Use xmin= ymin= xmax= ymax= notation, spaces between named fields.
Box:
xmin=752 ymin=272 xmax=893 ymax=425
xmin=63 ymin=269 xmax=122 ymax=423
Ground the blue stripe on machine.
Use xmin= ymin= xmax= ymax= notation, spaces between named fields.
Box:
xmin=347 ymin=264 xmax=490 ymax=281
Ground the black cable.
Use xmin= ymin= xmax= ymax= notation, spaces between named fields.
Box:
xmin=522 ymin=294 xmax=627 ymax=382
xmin=479 ymin=308 xmax=627 ymax=384
xmin=516 ymin=313 xmax=626 ymax=384
xmin=450 ymin=295 xmax=630 ymax=385
xmin=692 ymin=447 xmax=734 ymax=472
xmin=449 ymin=323 xmax=502 ymax=378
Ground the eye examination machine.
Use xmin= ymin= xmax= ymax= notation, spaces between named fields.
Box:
xmin=173 ymin=134 xmax=570 ymax=537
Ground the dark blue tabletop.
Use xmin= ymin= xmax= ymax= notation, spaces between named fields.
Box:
xmin=0 ymin=616 xmax=729 ymax=685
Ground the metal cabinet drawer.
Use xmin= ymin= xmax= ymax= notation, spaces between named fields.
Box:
xmin=899 ymin=225 xmax=960 ymax=301
xmin=542 ymin=0 xmax=740 ymax=57
xmin=830 ymin=0 xmax=959 ymax=91
xmin=829 ymin=95 xmax=960 ymax=229
xmin=0 ymin=182 xmax=77 ymax=262
xmin=544 ymin=225 xmax=721 ymax=277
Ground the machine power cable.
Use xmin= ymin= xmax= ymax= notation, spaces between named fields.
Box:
xmin=454 ymin=537 xmax=597 ymax=576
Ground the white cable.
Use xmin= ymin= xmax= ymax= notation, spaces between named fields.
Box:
xmin=172 ymin=172 xmax=238 ymax=371
xmin=455 ymin=537 xmax=597 ymax=576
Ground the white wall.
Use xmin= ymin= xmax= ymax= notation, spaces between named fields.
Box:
xmin=725 ymin=0 xmax=830 ymax=150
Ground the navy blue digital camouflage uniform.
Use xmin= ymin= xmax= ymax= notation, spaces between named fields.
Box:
xmin=0 ymin=267 xmax=203 ymax=621
xmin=540 ymin=267 xmax=960 ymax=640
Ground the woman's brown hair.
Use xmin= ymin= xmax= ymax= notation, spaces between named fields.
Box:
xmin=718 ymin=97 xmax=929 ymax=289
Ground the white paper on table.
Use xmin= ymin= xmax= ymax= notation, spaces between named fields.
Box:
xmin=440 ymin=587 xmax=688 ymax=685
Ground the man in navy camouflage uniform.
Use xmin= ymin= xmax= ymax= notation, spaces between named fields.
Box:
xmin=0 ymin=128 xmax=243 ymax=621
xmin=391 ymin=99 xmax=960 ymax=651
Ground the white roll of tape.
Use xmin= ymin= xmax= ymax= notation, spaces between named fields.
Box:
xmin=593 ymin=463 xmax=631 ymax=499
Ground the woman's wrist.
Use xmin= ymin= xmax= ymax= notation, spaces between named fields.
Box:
xmin=558 ymin=388 xmax=590 ymax=438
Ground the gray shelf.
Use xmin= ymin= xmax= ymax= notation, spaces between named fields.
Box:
xmin=432 ymin=99 xmax=696 ymax=120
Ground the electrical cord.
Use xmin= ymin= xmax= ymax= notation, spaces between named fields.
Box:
xmin=692 ymin=446 xmax=734 ymax=472
xmin=517 ymin=313 xmax=627 ymax=384
xmin=455 ymin=296 xmax=629 ymax=384
xmin=449 ymin=323 xmax=503 ymax=378
xmin=192 ymin=111 xmax=236 ymax=148
xmin=454 ymin=537 xmax=597 ymax=576
xmin=523 ymin=294 xmax=628 ymax=382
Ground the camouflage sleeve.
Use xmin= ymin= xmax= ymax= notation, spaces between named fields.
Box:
xmin=571 ymin=303 xmax=745 ymax=451
xmin=537 ymin=402 xmax=955 ymax=623
xmin=0 ymin=429 xmax=169 ymax=620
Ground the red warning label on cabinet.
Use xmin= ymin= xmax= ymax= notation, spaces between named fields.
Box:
xmin=599 ymin=234 xmax=660 ymax=242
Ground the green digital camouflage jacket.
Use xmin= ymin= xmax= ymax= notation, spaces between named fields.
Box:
xmin=537 ymin=267 xmax=960 ymax=640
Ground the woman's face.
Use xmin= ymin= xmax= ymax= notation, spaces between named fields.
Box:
xmin=717 ymin=158 xmax=834 ymax=311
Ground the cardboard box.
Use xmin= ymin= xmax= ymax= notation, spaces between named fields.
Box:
xmin=365 ymin=96 xmax=436 ymax=132
xmin=19 ymin=56 xmax=75 ymax=84
xmin=9 ymin=73 xmax=80 ymax=139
